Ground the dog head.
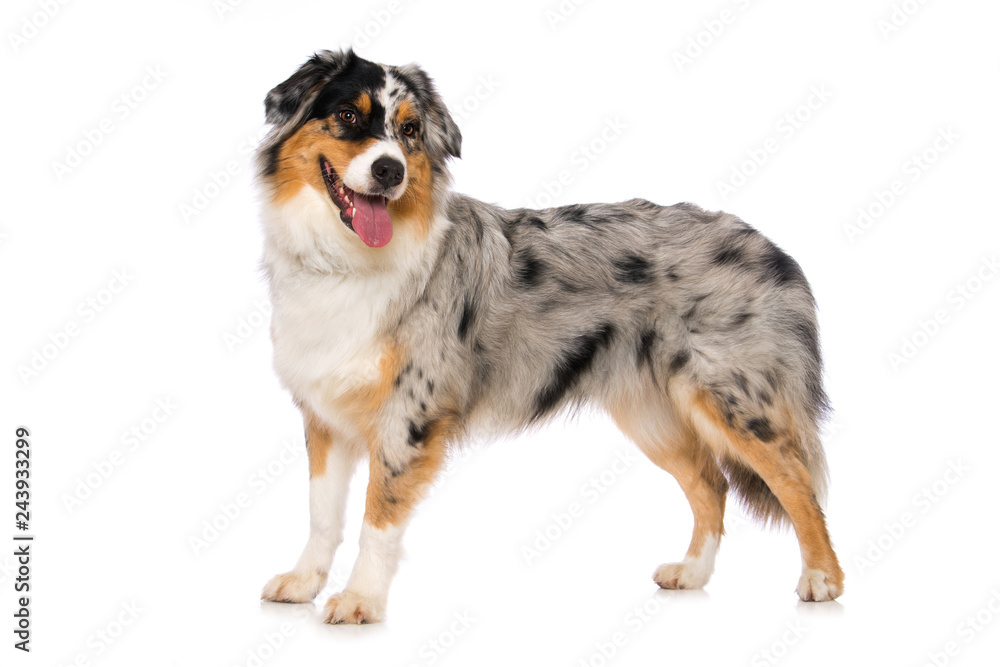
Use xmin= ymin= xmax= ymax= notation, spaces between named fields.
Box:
xmin=257 ymin=50 xmax=461 ymax=256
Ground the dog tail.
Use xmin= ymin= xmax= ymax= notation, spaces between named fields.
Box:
xmin=718 ymin=455 xmax=788 ymax=528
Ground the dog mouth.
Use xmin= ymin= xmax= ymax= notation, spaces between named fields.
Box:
xmin=320 ymin=157 xmax=392 ymax=248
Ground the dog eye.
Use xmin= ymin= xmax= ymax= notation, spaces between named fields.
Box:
xmin=339 ymin=110 xmax=356 ymax=123
xmin=401 ymin=122 xmax=416 ymax=136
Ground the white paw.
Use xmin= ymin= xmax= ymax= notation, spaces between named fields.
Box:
xmin=653 ymin=560 xmax=712 ymax=590
xmin=261 ymin=570 xmax=327 ymax=603
xmin=322 ymin=590 xmax=384 ymax=624
xmin=796 ymin=568 xmax=842 ymax=602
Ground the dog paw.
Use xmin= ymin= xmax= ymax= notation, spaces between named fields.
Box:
xmin=322 ymin=591 xmax=384 ymax=624
xmin=261 ymin=570 xmax=327 ymax=603
xmin=796 ymin=568 xmax=843 ymax=602
xmin=653 ymin=561 xmax=711 ymax=590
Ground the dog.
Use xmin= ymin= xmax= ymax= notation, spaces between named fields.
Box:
xmin=256 ymin=49 xmax=844 ymax=623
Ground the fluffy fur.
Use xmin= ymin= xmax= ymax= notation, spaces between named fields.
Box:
xmin=257 ymin=50 xmax=844 ymax=623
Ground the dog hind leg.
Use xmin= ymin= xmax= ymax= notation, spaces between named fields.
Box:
xmin=611 ymin=398 xmax=728 ymax=590
xmin=682 ymin=384 xmax=844 ymax=601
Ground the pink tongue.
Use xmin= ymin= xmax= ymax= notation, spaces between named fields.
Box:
xmin=351 ymin=194 xmax=392 ymax=248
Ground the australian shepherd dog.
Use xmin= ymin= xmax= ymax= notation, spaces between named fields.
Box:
xmin=256 ymin=50 xmax=843 ymax=623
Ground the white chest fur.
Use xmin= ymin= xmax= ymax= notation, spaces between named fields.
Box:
xmin=269 ymin=271 xmax=392 ymax=407
xmin=260 ymin=184 xmax=449 ymax=436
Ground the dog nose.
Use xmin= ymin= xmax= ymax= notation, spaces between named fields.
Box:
xmin=371 ymin=156 xmax=405 ymax=190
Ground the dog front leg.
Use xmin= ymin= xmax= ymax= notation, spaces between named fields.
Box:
xmin=262 ymin=410 xmax=360 ymax=603
xmin=322 ymin=421 xmax=450 ymax=624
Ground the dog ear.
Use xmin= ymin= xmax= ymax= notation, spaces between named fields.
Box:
xmin=393 ymin=64 xmax=462 ymax=160
xmin=264 ymin=50 xmax=352 ymax=125
xmin=436 ymin=104 xmax=462 ymax=159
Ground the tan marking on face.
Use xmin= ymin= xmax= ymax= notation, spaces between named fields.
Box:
xmin=267 ymin=119 xmax=378 ymax=204
xmin=354 ymin=93 xmax=372 ymax=115
xmin=383 ymin=98 xmax=435 ymax=237
xmin=267 ymin=109 xmax=437 ymax=239
xmin=394 ymin=99 xmax=415 ymax=125
xmin=388 ymin=148 xmax=435 ymax=238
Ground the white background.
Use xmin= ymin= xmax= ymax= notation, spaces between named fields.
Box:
xmin=3 ymin=0 xmax=1000 ymax=665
